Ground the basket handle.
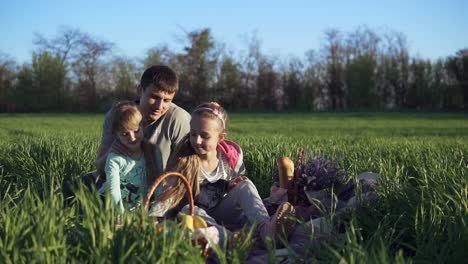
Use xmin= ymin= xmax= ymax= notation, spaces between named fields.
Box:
xmin=143 ymin=171 xmax=194 ymax=216
xmin=293 ymin=147 xmax=304 ymax=182
xmin=289 ymin=147 xmax=304 ymax=204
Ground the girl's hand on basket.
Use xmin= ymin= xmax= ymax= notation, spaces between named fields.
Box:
xmin=228 ymin=176 xmax=249 ymax=191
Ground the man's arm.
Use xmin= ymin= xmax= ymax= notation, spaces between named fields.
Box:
xmin=169 ymin=106 xmax=191 ymax=149
xmin=96 ymin=107 xmax=115 ymax=175
xmin=96 ymin=143 xmax=111 ymax=175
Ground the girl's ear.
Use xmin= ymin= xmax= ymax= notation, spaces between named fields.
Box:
xmin=219 ymin=132 xmax=226 ymax=142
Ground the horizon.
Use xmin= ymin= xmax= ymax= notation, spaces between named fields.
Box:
xmin=1 ymin=0 xmax=467 ymax=64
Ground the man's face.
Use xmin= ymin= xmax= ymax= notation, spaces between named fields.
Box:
xmin=139 ymin=85 xmax=175 ymax=123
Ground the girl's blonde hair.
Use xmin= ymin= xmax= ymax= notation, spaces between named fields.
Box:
xmin=111 ymin=101 xmax=143 ymax=134
xmin=155 ymin=102 xmax=228 ymax=211
xmin=110 ymin=101 xmax=158 ymax=185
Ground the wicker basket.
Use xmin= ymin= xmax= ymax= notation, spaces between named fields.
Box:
xmin=143 ymin=171 xmax=194 ymax=216
xmin=143 ymin=172 xmax=211 ymax=257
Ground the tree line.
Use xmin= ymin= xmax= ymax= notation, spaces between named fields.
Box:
xmin=0 ymin=26 xmax=466 ymax=112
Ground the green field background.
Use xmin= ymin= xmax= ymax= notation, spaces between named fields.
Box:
xmin=0 ymin=112 xmax=467 ymax=263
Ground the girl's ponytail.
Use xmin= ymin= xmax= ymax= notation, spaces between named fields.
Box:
xmin=154 ymin=134 xmax=201 ymax=210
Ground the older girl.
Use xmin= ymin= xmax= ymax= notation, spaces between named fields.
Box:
xmin=150 ymin=102 xmax=295 ymax=245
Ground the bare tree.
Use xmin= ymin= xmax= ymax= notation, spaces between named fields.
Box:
xmin=0 ymin=52 xmax=17 ymax=112
xmin=34 ymin=26 xmax=114 ymax=111
xmin=431 ymin=59 xmax=450 ymax=109
xmin=72 ymin=34 xmax=113 ymax=111
xmin=446 ymin=48 xmax=468 ymax=110
xmin=322 ymin=29 xmax=347 ymax=110
xmin=378 ymin=30 xmax=410 ymax=108
xmin=239 ymin=31 xmax=263 ymax=110
xmin=345 ymin=26 xmax=380 ymax=61
xmin=303 ymin=50 xmax=324 ymax=110
xmin=33 ymin=26 xmax=82 ymax=67
xmin=281 ymin=56 xmax=306 ymax=110
xmin=257 ymin=58 xmax=280 ymax=110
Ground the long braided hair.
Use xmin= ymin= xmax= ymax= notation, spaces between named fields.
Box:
xmin=155 ymin=102 xmax=228 ymax=211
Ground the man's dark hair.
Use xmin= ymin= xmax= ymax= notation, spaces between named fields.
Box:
xmin=140 ymin=65 xmax=179 ymax=94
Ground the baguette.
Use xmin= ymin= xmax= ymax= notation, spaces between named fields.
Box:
xmin=277 ymin=156 xmax=294 ymax=189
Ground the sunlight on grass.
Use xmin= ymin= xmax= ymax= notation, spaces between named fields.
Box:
xmin=0 ymin=112 xmax=467 ymax=263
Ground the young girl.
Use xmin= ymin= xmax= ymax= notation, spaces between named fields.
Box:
xmin=150 ymin=102 xmax=295 ymax=245
xmin=101 ymin=101 xmax=158 ymax=213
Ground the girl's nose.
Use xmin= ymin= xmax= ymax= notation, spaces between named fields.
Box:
xmin=129 ymin=132 xmax=136 ymax=141
xmin=196 ymin=135 xmax=202 ymax=145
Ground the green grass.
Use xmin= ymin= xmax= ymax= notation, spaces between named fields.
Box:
xmin=0 ymin=112 xmax=467 ymax=263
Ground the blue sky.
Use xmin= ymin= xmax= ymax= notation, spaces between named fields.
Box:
xmin=1 ymin=0 xmax=467 ymax=64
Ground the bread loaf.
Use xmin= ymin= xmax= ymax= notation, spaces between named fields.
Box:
xmin=277 ymin=156 xmax=294 ymax=189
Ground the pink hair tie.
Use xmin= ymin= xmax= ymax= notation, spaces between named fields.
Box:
xmin=193 ymin=107 xmax=225 ymax=129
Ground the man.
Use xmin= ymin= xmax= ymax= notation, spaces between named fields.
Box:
xmin=96 ymin=65 xmax=190 ymax=178
xmin=62 ymin=65 xmax=190 ymax=203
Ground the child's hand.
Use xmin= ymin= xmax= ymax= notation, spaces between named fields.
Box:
xmin=228 ymin=176 xmax=249 ymax=191
xmin=110 ymin=140 xmax=132 ymax=157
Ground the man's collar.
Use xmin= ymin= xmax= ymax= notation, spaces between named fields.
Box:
xmin=145 ymin=119 xmax=158 ymax=128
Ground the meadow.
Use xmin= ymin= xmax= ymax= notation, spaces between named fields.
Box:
xmin=0 ymin=112 xmax=467 ymax=263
